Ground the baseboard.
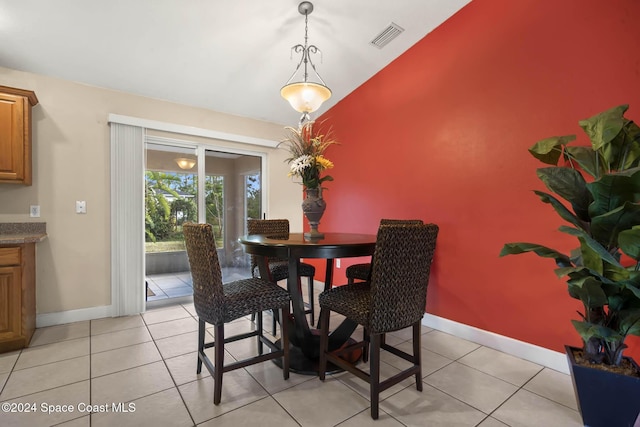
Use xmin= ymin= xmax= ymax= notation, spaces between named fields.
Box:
xmin=422 ymin=313 xmax=570 ymax=375
xmin=34 ymin=301 xmax=568 ymax=374
xmin=34 ymin=296 xmax=195 ymax=328
xmin=36 ymin=305 xmax=116 ymax=328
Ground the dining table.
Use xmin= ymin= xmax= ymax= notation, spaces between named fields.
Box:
xmin=239 ymin=232 xmax=376 ymax=374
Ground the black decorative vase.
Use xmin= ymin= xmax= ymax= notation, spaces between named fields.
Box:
xmin=302 ymin=188 xmax=326 ymax=239
xmin=565 ymin=345 xmax=640 ymax=427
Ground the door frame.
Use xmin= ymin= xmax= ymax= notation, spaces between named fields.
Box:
xmin=109 ymin=114 xmax=276 ymax=316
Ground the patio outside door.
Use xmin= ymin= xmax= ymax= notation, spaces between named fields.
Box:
xmin=144 ymin=142 xmax=262 ymax=304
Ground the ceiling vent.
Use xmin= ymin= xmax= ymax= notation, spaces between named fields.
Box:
xmin=370 ymin=22 xmax=405 ymax=49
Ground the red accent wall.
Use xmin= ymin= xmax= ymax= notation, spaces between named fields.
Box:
xmin=310 ymin=0 xmax=640 ymax=358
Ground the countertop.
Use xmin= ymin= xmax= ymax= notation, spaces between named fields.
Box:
xmin=0 ymin=222 xmax=47 ymax=244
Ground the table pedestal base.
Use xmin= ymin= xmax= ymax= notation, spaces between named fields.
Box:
xmin=272 ymin=338 xmax=362 ymax=375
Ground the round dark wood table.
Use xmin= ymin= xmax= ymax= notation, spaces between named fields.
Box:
xmin=239 ymin=232 xmax=376 ymax=374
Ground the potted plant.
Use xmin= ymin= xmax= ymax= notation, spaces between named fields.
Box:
xmin=280 ymin=121 xmax=337 ymax=238
xmin=500 ymin=104 xmax=640 ymax=427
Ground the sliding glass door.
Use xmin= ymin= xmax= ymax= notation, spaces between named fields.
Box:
xmin=202 ymin=149 xmax=262 ymax=282
xmin=144 ymin=141 xmax=263 ymax=303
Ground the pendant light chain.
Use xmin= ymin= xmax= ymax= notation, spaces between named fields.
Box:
xmin=280 ymin=1 xmax=332 ymax=121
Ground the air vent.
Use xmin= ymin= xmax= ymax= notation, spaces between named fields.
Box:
xmin=370 ymin=22 xmax=405 ymax=49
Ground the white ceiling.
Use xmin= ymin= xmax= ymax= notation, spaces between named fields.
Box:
xmin=0 ymin=0 xmax=470 ymax=126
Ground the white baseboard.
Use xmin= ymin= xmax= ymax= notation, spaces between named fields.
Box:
xmin=422 ymin=313 xmax=570 ymax=375
xmin=36 ymin=305 xmax=116 ymax=328
xmin=34 ymin=302 xmax=569 ymax=375
xmin=35 ymin=297 xmax=196 ymax=328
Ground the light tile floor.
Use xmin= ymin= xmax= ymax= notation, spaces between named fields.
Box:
xmin=0 ymin=301 xmax=583 ymax=427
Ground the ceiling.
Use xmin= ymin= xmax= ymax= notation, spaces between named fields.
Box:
xmin=0 ymin=0 xmax=470 ymax=126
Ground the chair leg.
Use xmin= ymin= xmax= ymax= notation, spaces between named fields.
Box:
xmin=197 ymin=319 xmax=205 ymax=374
xmin=347 ymin=277 xmax=354 ymax=285
xmin=413 ymin=322 xmax=423 ymax=391
xmin=280 ymin=305 xmax=290 ymax=380
xmin=272 ymin=310 xmax=277 ymax=336
xmin=370 ymin=334 xmax=381 ymax=420
xmin=362 ymin=327 xmax=370 ymax=363
xmin=213 ymin=324 xmax=224 ymax=405
xmin=257 ymin=310 xmax=264 ymax=356
xmin=307 ymin=276 xmax=315 ymax=326
xmin=318 ymin=307 xmax=331 ymax=381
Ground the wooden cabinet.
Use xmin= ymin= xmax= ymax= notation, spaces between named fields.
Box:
xmin=0 ymin=86 xmax=39 ymax=185
xmin=0 ymin=244 xmax=36 ymax=352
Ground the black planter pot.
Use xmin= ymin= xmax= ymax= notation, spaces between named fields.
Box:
xmin=565 ymin=345 xmax=640 ymax=427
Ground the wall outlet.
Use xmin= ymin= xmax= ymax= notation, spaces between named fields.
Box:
xmin=76 ymin=201 xmax=87 ymax=214
xmin=336 ymin=259 xmax=341 ymax=268
xmin=30 ymin=205 xmax=40 ymax=218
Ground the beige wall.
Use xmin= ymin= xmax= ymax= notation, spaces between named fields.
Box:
xmin=0 ymin=66 xmax=302 ymax=315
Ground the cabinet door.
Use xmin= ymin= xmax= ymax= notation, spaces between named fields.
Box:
xmin=0 ymin=266 xmax=22 ymax=342
xmin=0 ymin=93 xmax=26 ymax=182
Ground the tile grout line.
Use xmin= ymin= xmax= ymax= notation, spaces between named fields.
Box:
xmin=0 ymin=348 xmax=22 ymax=399
xmin=91 ymin=314 xmax=189 ymax=424
xmin=187 ymin=302 xmax=307 ymax=425
xmin=1 ymin=304 xmax=581 ymax=426
xmin=517 ymin=368 xmax=581 ymax=412
xmin=422 ymin=346 xmax=532 ymax=420
xmin=422 ymin=348 xmax=580 ymax=424
xmin=147 ymin=306 xmax=198 ymax=426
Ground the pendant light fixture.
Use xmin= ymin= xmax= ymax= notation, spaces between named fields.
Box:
xmin=175 ymin=157 xmax=196 ymax=170
xmin=281 ymin=1 xmax=331 ymax=124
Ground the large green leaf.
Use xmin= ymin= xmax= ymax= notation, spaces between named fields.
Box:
xmin=567 ymin=277 xmax=608 ymax=307
xmin=564 ymin=146 xmax=598 ymax=178
xmin=590 ymin=202 xmax=640 ymax=249
xmin=599 ymin=119 xmax=640 ymax=171
xmin=499 ymin=243 xmax=572 ymax=266
xmin=578 ymin=104 xmax=628 ymax=151
xmin=555 ymin=266 xmax=593 ymax=279
xmin=587 ymin=168 xmax=640 ymax=218
xmin=619 ymin=226 xmax=640 ymax=260
xmin=533 ymin=190 xmax=583 ymax=229
xmin=579 ymin=234 xmax=605 ymax=274
xmin=536 ymin=167 xmax=593 ymax=221
xmin=618 ymin=310 xmax=640 ymax=337
xmin=529 ymin=135 xmax=576 ymax=165
xmin=559 ymin=226 xmax=622 ymax=267
xmin=621 ymin=273 xmax=640 ymax=300
xmin=608 ymin=294 xmax=626 ymax=312
xmin=572 ymin=320 xmax=624 ymax=343
xmin=555 ymin=266 xmax=618 ymax=285
xmin=621 ymin=120 xmax=640 ymax=168
xmin=602 ymin=261 xmax=631 ymax=282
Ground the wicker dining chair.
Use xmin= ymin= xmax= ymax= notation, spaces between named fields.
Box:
xmin=247 ymin=219 xmax=317 ymax=325
xmin=183 ymin=222 xmax=291 ymax=405
xmin=318 ymin=223 xmax=439 ymax=419
xmin=345 ymin=219 xmax=424 ymax=284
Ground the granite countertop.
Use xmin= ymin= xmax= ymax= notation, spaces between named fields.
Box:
xmin=0 ymin=222 xmax=48 ymax=244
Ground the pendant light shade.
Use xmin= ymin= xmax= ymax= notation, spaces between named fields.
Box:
xmin=281 ymin=81 xmax=331 ymax=114
xmin=281 ymin=2 xmax=331 ymax=121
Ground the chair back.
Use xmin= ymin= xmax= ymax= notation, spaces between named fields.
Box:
xmin=247 ymin=219 xmax=290 ymax=275
xmin=364 ymin=219 xmax=424 ymax=278
xmin=369 ymin=223 xmax=439 ymax=334
xmin=380 ymin=219 xmax=423 ymax=226
xmin=183 ymin=222 xmax=226 ymax=324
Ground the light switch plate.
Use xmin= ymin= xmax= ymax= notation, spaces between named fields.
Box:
xmin=76 ymin=201 xmax=87 ymax=214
